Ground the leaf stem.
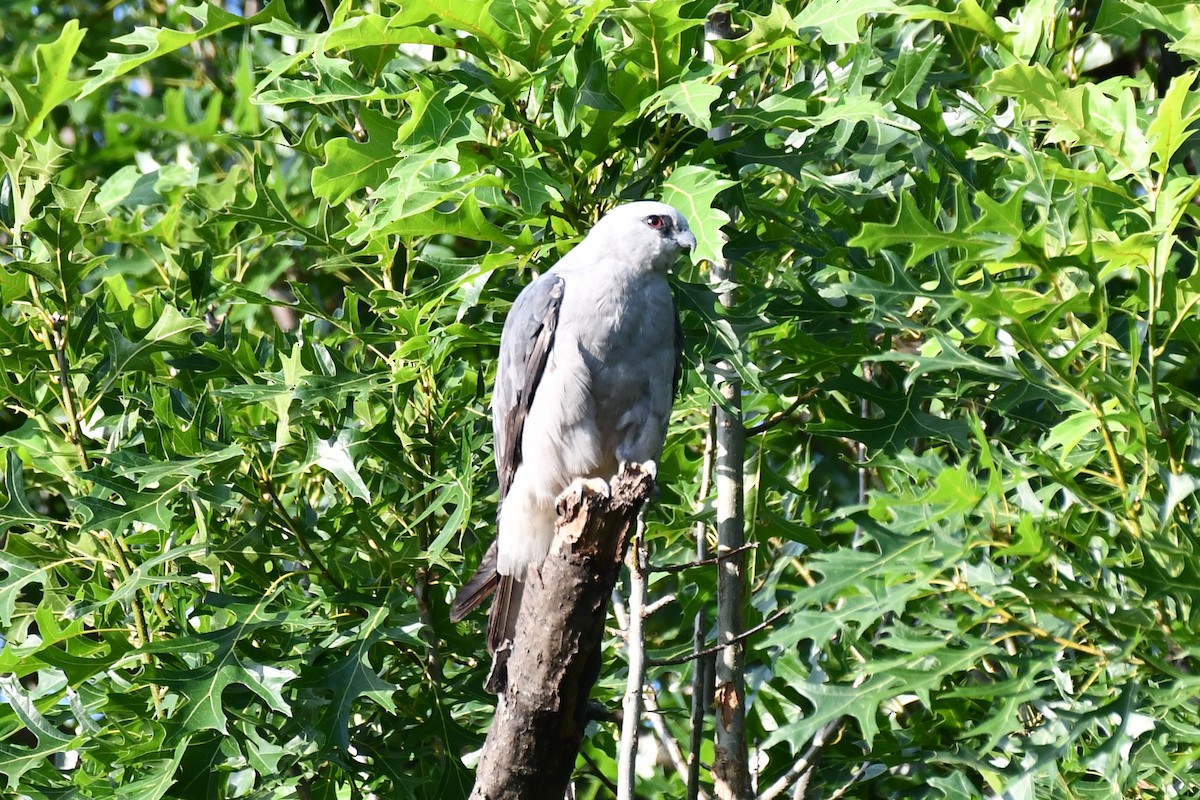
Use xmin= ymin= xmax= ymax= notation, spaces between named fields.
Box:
xmin=260 ymin=472 xmax=344 ymax=591
xmin=49 ymin=314 xmax=91 ymax=472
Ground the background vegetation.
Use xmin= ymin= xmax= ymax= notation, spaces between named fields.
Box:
xmin=3 ymin=0 xmax=1200 ymax=797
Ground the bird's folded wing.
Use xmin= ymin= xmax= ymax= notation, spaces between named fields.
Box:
xmin=449 ymin=541 xmax=499 ymax=623
xmin=449 ymin=272 xmax=566 ymax=626
xmin=494 ymin=272 xmax=566 ymax=496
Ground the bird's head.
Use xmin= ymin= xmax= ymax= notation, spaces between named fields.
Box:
xmin=587 ymin=201 xmax=696 ymax=272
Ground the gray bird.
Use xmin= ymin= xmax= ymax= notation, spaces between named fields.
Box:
xmin=450 ymin=201 xmax=695 ymax=653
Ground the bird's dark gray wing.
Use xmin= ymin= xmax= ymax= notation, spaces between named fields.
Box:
xmin=449 ymin=272 xmax=565 ymax=634
xmin=448 ymin=541 xmax=498 ymax=624
xmin=489 ymin=275 xmax=564 ymax=496
xmin=493 ymin=272 xmax=566 ymax=497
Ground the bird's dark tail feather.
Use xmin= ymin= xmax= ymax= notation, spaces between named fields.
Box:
xmin=450 ymin=542 xmax=500 ymax=624
xmin=487 ymin=575 xmax=524 ymax=655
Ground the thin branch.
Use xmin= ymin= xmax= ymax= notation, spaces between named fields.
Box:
xmin=412 ymin=567 xmax=443 ymax=681
xmin=826 ymin=762 xmax=872 ymax=800
xmin=50 ymin=313 xmax=90 ymax=471
xmin=50 ymin=312 xmax=163 ymax=712
xmin=758 ymin=719 xmax=845 ymax=800
xmin=853 ymin=363 xmax=872 ymax=548
xmin=260 ymin=476 xmax=344 ymax=591
xmin=744 ymin=389 xmax=817 ymax=437
xmin=688 ymin=605 xmax=711 ymax=800
xmin=708 ymin=8 xmax=750 ymax=792
xmin=645 ymin=686 xmax=709 ymax=800
xmin=651 ymin=543 xmax=757 ymax=574
xmin=578 ymin=749 xmax=620 ymax=798
xmin=651 ymin=610 xmax=786 ymax=668
xmin=689 ymin=408 xmax=717 ymax=800
xmin=617 ymin=527 xmax=648 ymax=800
xmin=643 ymin=594 xmax=676 ymax=617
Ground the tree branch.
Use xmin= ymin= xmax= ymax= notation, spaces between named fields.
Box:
xmin=259 ymin=474 xmax=344 ymax=592
xmin=757 ymin=718 xmax=844 ymax=800
xmin=689 ymin=409 xmax=717 ymax=800
xmin=650 ymin=610 xmax=786 ymax=667
xmin=650 ymin=542 xmax=757 ymax=574
xmin=470 ymin=465 xmax=656 ymax=800
xmin=645 ymin=686 xmax=708 ymax=800
xmin=744 ymin=389 xmax=816 ymax=436
xmin=705 ymin=9 xmax=750 ymax=798
xmin=617 ymin=528 xmax=648 ymax=800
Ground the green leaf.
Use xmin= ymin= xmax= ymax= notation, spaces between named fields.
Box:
xmin=105 ymin=445 xmax=244 ymax=492
xmin=851 ymin=192 xmax=989 ymax=266
xmin=0 ymin=550 xmax=44 ymax=628
xmin=640 ymin=67 xmax=726 ymax=130
xmin=344 ymin=75 xmax=494 ymax=242
xmin=353 ymin=191 xmax=512 ymax=245
xmin=311 ymin=109 xmax=400 ymax=205
xmin=609 ymin=0 xmax=704 ymax=85
xmin=309 ymin=427 xmax=371 ymax=502
xmin=25 ymin=200 xmax=108 ymax=297
xmin=80 ymin=1 xmax=291 ymax=98
xmin=0 ymin=20 xmax=87 ymax=138
xmin=313 ymin=602 xmax=399 ymax=750
xmin=103 ymin=303 xmax=207 ymax=378
xmin=113 ymin=743 xmax=187 ymax=800
xmin=75 ymin=473 xmax=189 ymax=535
xmin=496 ymin=153 xmax=569 ymax=214
xmin=0 ymin=449 xmax=54 ymax=535
xmin=794 ymin=0 xmax=899 ymax=45
xmin=808 ymin=369 xmax=971 ymax=452
xmin=901 ymin=0 xmax=1012 ymax=44
xmin=661 ymin=165 xmax=736 ymax=265
xmin=986 ymin=63 xmax=1149 ymax=177
xmin=710 ymin=3 xmax=802 ymax=61
xmin=1146 ymin=71 xmax=1200 ymax=173
xmin=0 ymin=675 xmax=82 ymax=789
xmin=1119 ymin=1 xmax=1200 ymax=61
xmin=156 ymin=652 xmax=296 ymax=740
xmin=487 ymin=0 xmax=579 ymax=69
xmin=322 ymin=8 xmax=457 ymax=50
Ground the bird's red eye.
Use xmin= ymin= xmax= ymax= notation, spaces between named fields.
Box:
xmin=646 ymin=215 xmax=666 ymax=230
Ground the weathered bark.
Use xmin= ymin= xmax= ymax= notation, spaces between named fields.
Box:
xmin=470 ymin=465 xmax=656 ymax=800
xmin=616 ymin=530 xmax=647 ymax=800
xmin=713 ymin=376 xmax=749 ymax=800
xmin=704 ymin=10 xmax=751 ymax=799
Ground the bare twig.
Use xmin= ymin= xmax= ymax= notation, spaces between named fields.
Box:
xmin=689 ymin=410 xmax=716 ymax=800
xmin=643 ymin=594 xmax=676 ymax=617
xmin=651 ymin=543 xmax=757 ymax=574
xmin=826 ymin=762 xmax=872 ymax=800
xmin=758 ymin=719 xmax=845 ymax=800
xmin=645 ymin=686 xmax=708 ymax=800
xmin=617 ymin=526 xmax=649 ymax=800
xmin=705 ymin=9 xmax=749 ymax=797
xmin=652 ymin=610 xmax=785 ymax=667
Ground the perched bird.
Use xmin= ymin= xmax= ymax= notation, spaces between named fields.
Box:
xmin=450 ymin=201 xmax=695 ymax=653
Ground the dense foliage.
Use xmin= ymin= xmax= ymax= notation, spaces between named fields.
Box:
xmin=3 ymin=0 xmax=1200 ymax=797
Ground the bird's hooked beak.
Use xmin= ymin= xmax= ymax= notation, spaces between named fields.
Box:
xmin=676 ymin=229 xmax=697 ymax=252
